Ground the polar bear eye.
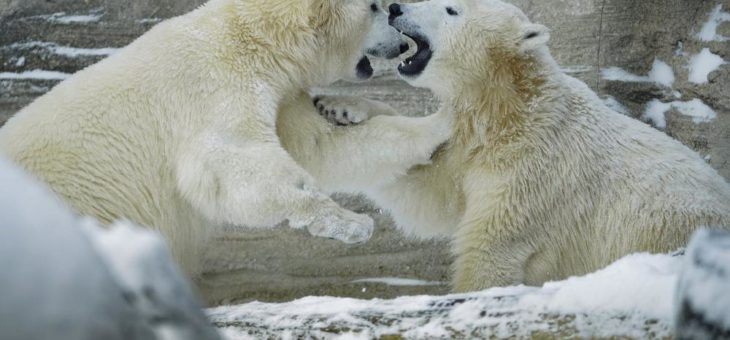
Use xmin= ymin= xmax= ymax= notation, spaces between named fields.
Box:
xmin=446 ymin=7 xmax=459 ymax=16
xmin=370 ymin=3 xmax=378 ymax=12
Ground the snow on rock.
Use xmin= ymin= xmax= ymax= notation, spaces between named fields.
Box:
xmin=560 ymin=65 xmax=593 ymax=74
xmin=675 ymin=228 xmax=730 ymax=339
xmin=602 ymin=96 xmax=630 ymax=115
xmin=642 ymin=98 xmax=717 ymax=129
xmin=0 ymin=69 xmax=70 ymax=80
xmin=50 ymin=13 xmax=103 ymax=24
xmin=688 ymin=48 xmax=726 ymax=84
xmin=697 ymin=4 xmax=730 ymax=42
xmin=647 ymin=59 xmax=676 ymax=88
xmin=208 ymin=253 xmax=681 ymax=339
xmin=5 ymin=42 xmax=120 ymax=58
xmin=643 ymin=99 xmax=672 ymax=129
xmin=602 ymin=59 xmax=675 ymax=87
xmin=25 ymin=9 xmax=103 ymax=24
xmin=351 ymin=277 xmax=446 ymax=286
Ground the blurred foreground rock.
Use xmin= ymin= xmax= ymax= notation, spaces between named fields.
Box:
xmin=0 ymin=157 xmax=220 ymax=340
xmin=675 ymin=229 xmax=730 ymax=339
xmin=1 ymin=0 xmax=729 ymax=305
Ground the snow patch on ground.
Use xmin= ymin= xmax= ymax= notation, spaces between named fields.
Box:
xmin=137 ymin=18 xmax=164 ymax=24
xmin=50 ymin=13 xmax=103 ymax=24
xmin=0 ymin=70 xmax=70 ymax=80
xmin=602 ymin=96 xmax=629 ymax=115
xmin=25 ymin=9 xmax=103 ymax=24
xmin=560 ymin=65 xmax=593 ymax=74
xmin=697 ymin=4 xmax=730 ymax=42
xmin=209 ymin=253 xmax=680 ymax=339
xmin=351 ymin=277 xmax=446 ymax=286
xmin=642 ymin=99 xmax=717 ymax=129
xmin=602 ymin=59 xmax=675 ymax=87
xmin=688 ymin=48 xmax=726 ymax=84
xmin=522 ymin=253 xmax=680 ymax=320
xmin=6 ymin=42 xmax=119 ymax=58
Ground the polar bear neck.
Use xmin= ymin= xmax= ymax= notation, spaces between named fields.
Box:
xmin=198 ymin=0 xmax=322 ymax=89
xmin=448 ymin=49 xmax=553 ymax=155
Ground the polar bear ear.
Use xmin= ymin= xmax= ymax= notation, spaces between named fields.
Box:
xmin=519 ymin=23 xmax=550 ymax=52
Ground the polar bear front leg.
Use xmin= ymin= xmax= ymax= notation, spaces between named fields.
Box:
xmin=313 ymin=95 xmax=397 ymax=125
xmin=450 ymin=215 xmax=536 ymax=292
xmin=287 ymin=95 xmax=452 ymax=192
xmin=176 ymin=132 xmax=374 ymax=244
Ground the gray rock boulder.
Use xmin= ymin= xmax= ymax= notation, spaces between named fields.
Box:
xmin=675 ymin=228 xmax=730 ymax=339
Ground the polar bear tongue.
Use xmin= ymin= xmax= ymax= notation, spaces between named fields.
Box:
xmin=356 ymin=56 xmax=374 ymax=80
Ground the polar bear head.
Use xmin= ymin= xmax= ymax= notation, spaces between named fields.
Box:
xmin=237 ymin=0 xmax=407 ymax=85
xmin=388 ymin=0 xmax=551 ymax=97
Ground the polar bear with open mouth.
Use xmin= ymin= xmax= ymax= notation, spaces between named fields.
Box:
xmin=0 ymin=0 xmax=453 ymax=276
xmin=317 ymin=0 xmax=730 ymax=292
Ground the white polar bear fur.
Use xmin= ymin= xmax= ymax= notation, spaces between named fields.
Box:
xmin=0 ymin=0 xmax=452 ymax=277
xmin=323 ymin=0 xmax=730 ymax=292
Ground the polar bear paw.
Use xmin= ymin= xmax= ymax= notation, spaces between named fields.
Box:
xmin=307 ymin=208 xmax=374 ymax=244
xmin=313 ymin=96 xmax=374 ymax=126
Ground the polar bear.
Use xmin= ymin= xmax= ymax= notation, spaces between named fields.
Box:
xmin=0 ymin=0 xmax=452 ymax=276
xmin=316 ymin=0 xmax=730 ymax=292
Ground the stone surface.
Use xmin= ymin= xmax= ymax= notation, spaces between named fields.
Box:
xmin=1 ymin=0 xmax=729 ymax=305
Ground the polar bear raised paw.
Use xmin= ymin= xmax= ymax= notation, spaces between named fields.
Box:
xmin=313 ymin=95 xmax=398 ymax=126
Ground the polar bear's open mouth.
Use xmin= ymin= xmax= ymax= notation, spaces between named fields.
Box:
xmin=356 ymin=56 xmax=374 ymax=80
xmin=397 ymin=32 xmax=432 ymax=77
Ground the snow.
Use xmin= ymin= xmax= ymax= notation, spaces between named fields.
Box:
xmin=697 ymin=4 xmax=730 ymax=42
xmin=688 ymin=48 xmax=726 ymax=84
xmin=647 ymin=59 xmax=675 ymax=87
xmin=7 ymin=41 xmax=119 ymax=58
xmin=27 ymin=9 xmax=103 ymax=24
xmin=601 ymin=67 xmax=648 ymax=83
xmin=54 ymin=45 xmax=120 ymax=57
xmin=137 ymin=18 xmax=164 ymax=24
xmin=643 ymin=99 xmax=671 ymax=129
xmin=602 ymin=59 xmax=674 ymax=87
xmin=560 ymin=65 xmax=593 ymax=74
xmin=602 ymin=96 xmax=629 ymax=115
xmin=14 ymin=56 xmax=25 ymax=67
xmin=208 ymin=253 xmax=681 ymax=339
xmin=351 ymin=277 xmax=445 ymax=286
xmin=51 ymin=13 xmax=103 ymax=24
xmin=642 ymin=98 xmax=717 ymax=129
xmin=0 ymin=69 xmax=70 ymax=80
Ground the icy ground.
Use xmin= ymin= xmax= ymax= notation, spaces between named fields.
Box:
xmin=208 ymin=252 xmax=682 ymax=339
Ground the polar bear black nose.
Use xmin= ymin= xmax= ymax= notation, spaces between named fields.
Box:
xmin=400 ymin=43 xmax=409 ymax=54
xmin=389 ymin=3 xmax=403 ymax=18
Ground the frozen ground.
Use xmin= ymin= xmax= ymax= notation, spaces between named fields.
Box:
xmin=208 ymin=252 xmax=682 ymax=339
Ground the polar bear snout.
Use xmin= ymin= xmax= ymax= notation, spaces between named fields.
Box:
xmin=388 ymin=3 xmax=403 ymax=22
xmin=362 ymin=4 xmax=409 ymax=60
